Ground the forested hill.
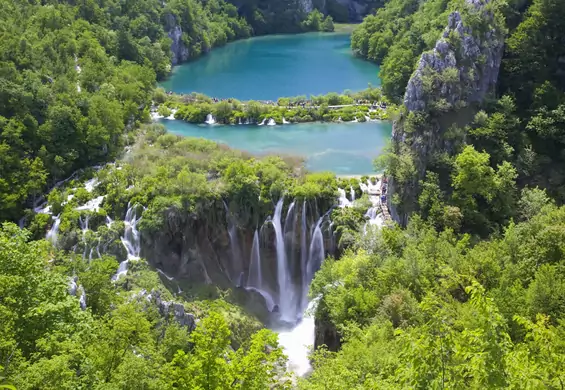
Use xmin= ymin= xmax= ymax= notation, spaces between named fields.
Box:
xmin=296 ymin=0 xmax=565 ymax=387
xmin=0 ymin=0 xmax=336 ymax=222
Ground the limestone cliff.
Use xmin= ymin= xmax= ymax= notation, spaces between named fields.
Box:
xmin=164 ymin=13 xmax=189 ymax=66
xmin=387 ymin=0 xmax=505 ymax=224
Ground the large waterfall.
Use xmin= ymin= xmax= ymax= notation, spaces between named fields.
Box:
xmin=272 ymin=198 xmax=295 ymax=322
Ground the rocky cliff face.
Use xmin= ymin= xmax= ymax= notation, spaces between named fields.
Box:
xmin=140 ymin=199 xmax=334 ymax=321
xmin=164 ymin=13 xmax=189 ymax=66
xmin=388 ymin=0 xmax=505 ymax=224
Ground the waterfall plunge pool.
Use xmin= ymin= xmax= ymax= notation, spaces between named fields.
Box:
xmin=161 ymin=119 xmax=392 ymax=175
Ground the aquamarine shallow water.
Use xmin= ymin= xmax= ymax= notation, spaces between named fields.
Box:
xmin=161 ymin=120 xmax=392 ymax=175
xmin=160 ymin=33 xmax=380 ymax=100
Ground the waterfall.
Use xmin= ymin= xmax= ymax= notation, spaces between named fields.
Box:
xmin=306 ymin=216 xmax=325 ymax=290
xmin=350 ymin=186 xmax=356 ymax=202
xmin=284 ymin=201 xmax=296 ymax=275
xmin=359 ymin=180 xmax=368 ymax=193
xmin=247 ymin=230 xmax=262 ymax=289
xmin=238 ymin=118 xmax=242 ymax=125
xmin=224 ymin=201 xmax=243 ymax=286
xmin=282 ymin=117 xmax=290 ymax=124
xmin=79 ymin=215 xmax=90 ymax=259
xmin=157 ymin=268 xmax=175 ymax=281
xmin=246 ymin=230 xmax=276 ymax=312
xmin=205 ymin=113 xmax=216 ymax=125
xmin=46 ymin=215 xmax=61 ymax=246
xmin=167 ymin=109 xmax=177 ymax=120
xmin=78 ymin=286 xmax=87 ymax=310
xmin=258 ymin=118 xmax=266 ymax=126
xmin=337 ymin=188 xmax=351 ymax=208
xmin=267 ymin=118 xmax=276 ymax=126
xmin=300 ymin=201 xmax=309 ymax=311
xmin=272 ymin=198 xmax=295 ymax=322
xmin=113 ymin=203 xmax=141 ymax=281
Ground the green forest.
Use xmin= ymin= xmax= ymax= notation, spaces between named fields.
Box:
xmin=3 ymin=0 xmax=565 ymax=388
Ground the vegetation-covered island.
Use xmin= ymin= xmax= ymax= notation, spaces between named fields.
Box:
xmin=2 ymin=0 xmax=565 ymax=388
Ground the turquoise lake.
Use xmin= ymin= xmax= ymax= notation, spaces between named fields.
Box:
xmin=160 ymin=33 xmax=380 ymax=100
xmin=160 ymin=33 xmax=391 ymax=175
xmin=161 ymin=120 xmax=392 ymax=175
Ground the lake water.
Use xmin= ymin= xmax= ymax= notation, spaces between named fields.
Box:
xmin=162 ymin=119 xmax=392 ymax=175
xmin=160 ymin=33 xmax=390 ymax=175
xmin=160 ymin=33 xmax=380 ymax=100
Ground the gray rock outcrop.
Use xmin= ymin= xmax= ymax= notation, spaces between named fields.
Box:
xmin=164 ymin=13 xmax=189 ymax=65
xmin=388 ymin=0 xmax=505 ymax=224
xmin=404 ymin=7 xmax=504 ymax=113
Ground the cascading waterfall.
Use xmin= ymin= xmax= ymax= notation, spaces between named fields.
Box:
xmin=350 ymin=186 xmax=356 ymax=202
xmin=272 ymin=198 xmax=295 ymax=322
xmin=46 ymin=215 xmax=61 ymax=246
xmin=282 ymin=117 xmax=290 ymax=124
xmin=113 ymin=203 xmax=141 ymax=281
xmin=258 ymin=118 xmax=266 ymax=126
xmin=267 ymin=118 xmax=276 ymax=126
xmin=205 ymin=113 xmax=216 ymax=125
xmin=299 ymin=200 xmax=309 ymax=312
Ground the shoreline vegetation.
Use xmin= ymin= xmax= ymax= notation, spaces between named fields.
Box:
xmin=152 ymin=88 xmax=399 ymax=125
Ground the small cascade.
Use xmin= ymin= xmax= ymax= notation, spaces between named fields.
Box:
xmin=78 ymin=286 xmax=87 ymax=310
xmin=359 ymin=180 xmax=369 ymax=193
xmin=84 ymin=178 xmax=99 ymax=192
xmin=282 ymin=117 xmax=290 ymax=124
xmin=79 ymin=215 xmax=90 ymax=259
xmin=337 ymin=188 xmax=351 ymax=208
xmin=46 ymin=215 xmax=61 ymax=246
xmin=272 ymin=198 xmax=294 ymax=322
xmin=365 ymin=115 xmax=371 ymax=122
xmin=167 ymin=109 xmax=177 ymax=120
xmin=350 ymin=186 xmax=356 ymax=202
xmin=267 ymin=118 xmax=276 ymax=126
xmin=75 ymin=195 xmax=105 ymax=212
xmin=238 ymin=118 xmax=242 ymax=125
xmin=258 ymin=118 xmax=266 ymax=126
xmin=205 ymin=113 xmax=216 ymax=125
xmin=106 ymin=216 xmax=113 ymax=228
xmin=157 ymin=268 xmax=175 ymax=281
xmin=113 ymin=203 xmax=142 ymax=281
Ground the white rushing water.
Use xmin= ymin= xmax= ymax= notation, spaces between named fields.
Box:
xmin=205 ymin=113 xmax=216 ymax=124
xmin=275 ymin=299 xmax=318 ymax=377
xmin=46 ymin=215 xmax=61 ymax=246
xmin=258 ymin=118 xmax=266 ymax=126
xmin=337 ymin=188 xmax=351 ymax=208
xmin=113 ymin=203 xmax=142 ymax=281
xmin=75 ymin=195 xmax=105 ymax=212
xmin=267 ymin=118 xmax=276 ymax=126
xmin=272 ymin=198 xmax=295 ymax=323
xmin=282 ymin=117 xmax=290 ymax=124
